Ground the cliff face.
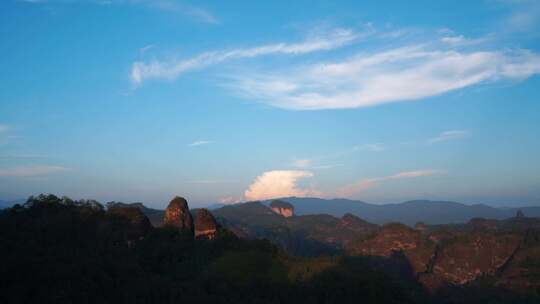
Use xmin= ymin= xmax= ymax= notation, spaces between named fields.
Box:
xmin=346 ymin=217 xmax=540 ymax=294
xmin=164 ymin=196 xmax=194 ymax=234
xmin=431 ymin=232 xmax=521 ymax=284
xmin=194 ymin=208 xmax=218 ymax=240
xmin=346 ymin=223 xmax=436 ymax=274
xmin=270 ymin=200 xmax=294 ymax=217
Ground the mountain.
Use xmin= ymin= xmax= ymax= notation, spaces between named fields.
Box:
xmin=106 ymin=202 xmax=165 ymax=227
xmin=281 ymin=197 xmax=540 ymax=225
xmin=212 ymin=201 xmax=378 ymax=256
xmin=3 ymin=193 xmax=540 ymax=303
xmin=0 ymin=199 xmax=25 ymax=209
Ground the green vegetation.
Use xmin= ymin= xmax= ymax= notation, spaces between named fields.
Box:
xmin=0 ymin=194 xmax=424 ymax=303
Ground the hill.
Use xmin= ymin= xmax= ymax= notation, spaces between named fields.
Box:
xmin=280 ymin=197 xmax=540 ymax=225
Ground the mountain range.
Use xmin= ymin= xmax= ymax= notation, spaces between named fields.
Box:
xmin=277 ymin=197 xmax=540 ymax=225
xmin=110 ymin=197 xmax=540 ymax=226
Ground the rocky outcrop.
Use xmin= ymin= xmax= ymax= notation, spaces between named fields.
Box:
xmin=497 ymin=229 xmax=540 ymax=293
xmin=431 ymin=232 xmax=522 ymax=284
xmin=194 ymin=208 xmax=218 ymax=240
xmin=164 ymin=196 xmax=193 ymax=235
xmin=346 ymin=223 xmax=436 ymax=274
xmin=346 ymin=218 xmax=535 ymax=291
xmin=107 ymin=206 xmax=152 ymax=243
xmin=270 ymin=200 xmax=294 ymax=217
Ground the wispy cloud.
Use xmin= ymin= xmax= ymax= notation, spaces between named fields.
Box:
xmin=291 ymin=158 xmax=312 ymax=168
xmin=21 ymin=0 xmax=219 ymax=24
xmin=244 ymin=170 xmax=321 ymax=201
xmin=291 ymin=158 xmax=342 ymax=170
xmin=188 ymin=140 xmax=212 ymax=147
xmin=0 ymin=165 xmax=70 ymax=177
xmin=0 ymin=154 xmax=47 ymax=160
xmin=0 ymin=124 xmax=9 ymax=133
xmin=497 ymin=0 xmax=540 ymax=33
xmin=428 ymin=130 xmax=470 ymax=144
xmin=230 ymin=45 xmax=540 ymax=110
xmin=354 ymin=143 xmax=385 ymax=152
xmin=337 ymin=169 xmax=441 ymax=197
xmin=218 ymin=196 xmax=241 ymax=205
xmin=130 ymin=28 xmax=360 ymax=84
xmin=184 ymin=179 xmax=235 ymax=184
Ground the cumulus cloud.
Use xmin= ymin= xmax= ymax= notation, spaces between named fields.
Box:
xmin=244 ymin=170 xmax=320 ymax=201
xmin=188 ymin=140 xmax=212 ymax=147
xmin=130 ymin=28 xmax=359 ymax=84
xmin=428 ymin=130 xmax=470 ymax=144
xmin=337 ymin=169 xmax=440 ymax=197
xmin=0 ymin=165 xmax=70 ymax=177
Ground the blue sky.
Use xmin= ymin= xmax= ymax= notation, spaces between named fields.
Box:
xmin=1 ymin=0 xmax=540 ymax=208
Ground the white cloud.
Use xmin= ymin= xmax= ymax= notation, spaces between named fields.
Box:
xmin=244 ymin=170 xmax=321 ymax=201
xmin=188 ymin=140 xmax=212 ymax=147
xmin=337 ymin=169 xmax=440 ymax=197
xmin=428 ymin=130 xmax=470 ymax=144
xmin=0 ymin=165 xmax=70 ymax=177
xmin=21 ymin=0 xmax=219 ymax=24
xmin=229 ymin=46 xmax=540 ymax=110
xmin=219 ymin=196 xmax=241 ymax=204
xmin=354 ymin=143 xmax=385 ymax=152
xmin=130 ymin=28 xmax=359 ymax=84
xmin=498 ymin=0 xmax=540 ymax=33
xmin=139 ymin=44 xmax=154 ymax=55
xmin=291 ymin=158 xmax=312 ymax=168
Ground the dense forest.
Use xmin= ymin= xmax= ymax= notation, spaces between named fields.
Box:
xmin=1 ymin=194 xmax=539 ymax=303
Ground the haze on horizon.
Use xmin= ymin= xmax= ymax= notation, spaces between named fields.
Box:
xmin=1 ymin=0 xmax=540 ymax=208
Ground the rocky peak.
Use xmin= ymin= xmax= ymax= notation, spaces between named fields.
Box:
xmin=107 ymin=206 xmax=151 ymax=242
xmin=269 ymin=200 xmax=294 ymax=217
xmin=194 ymin=208 xmax=218 ymax=240
xmin=164 ymin=196 xmax=193 ymax=234
xmin=516 ymin=209 xmax=525 ymax=218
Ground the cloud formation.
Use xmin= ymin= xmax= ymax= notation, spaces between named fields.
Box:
xmin=337 ymin=169 xmax=440 ymax=197
xmin=0 ymin=165 xmax=70 ymax=177
xmin=354 ymin=143 xmax=385 ymax=152
xmin=230 ymin=46 xmax=540 ymax=110
xmin=188 ymin=140 xmax=212 ymax=147
xmin=130 ymin=28 xmax=359 ymax=84
xmin=244 ymin=170 xmax=320 ymax=201
xmin=21 ymin=0 xmax=218 ymax=24
xmin=428 ymin=130 xmax=470 ymax=144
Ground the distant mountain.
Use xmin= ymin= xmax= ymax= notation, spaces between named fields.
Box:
xmin=212 ymin=201 xmax=378 ymax=256
xmin=279 ymin=197 xmax=540 ymax=225
xmin=0 ymin=199 xmax=25 ymax=209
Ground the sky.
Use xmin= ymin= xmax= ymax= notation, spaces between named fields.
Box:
xmin=1 ymin=0 xmax=540 ymax=208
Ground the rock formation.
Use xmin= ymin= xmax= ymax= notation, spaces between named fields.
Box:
xmin=164 ymin=196 xmax=193 ymax=235
xmin=270 ymin=200 xmax=294 ymax=217
xmin=194 ymin=208 xmax=218 ymax=240
xmin=346 ymin=223 xmax=436 ymax=274
xmin=516 ymin=209 xmax=525 ymax=218
xmin=107 ymin=206 xmax=152 ymax=243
